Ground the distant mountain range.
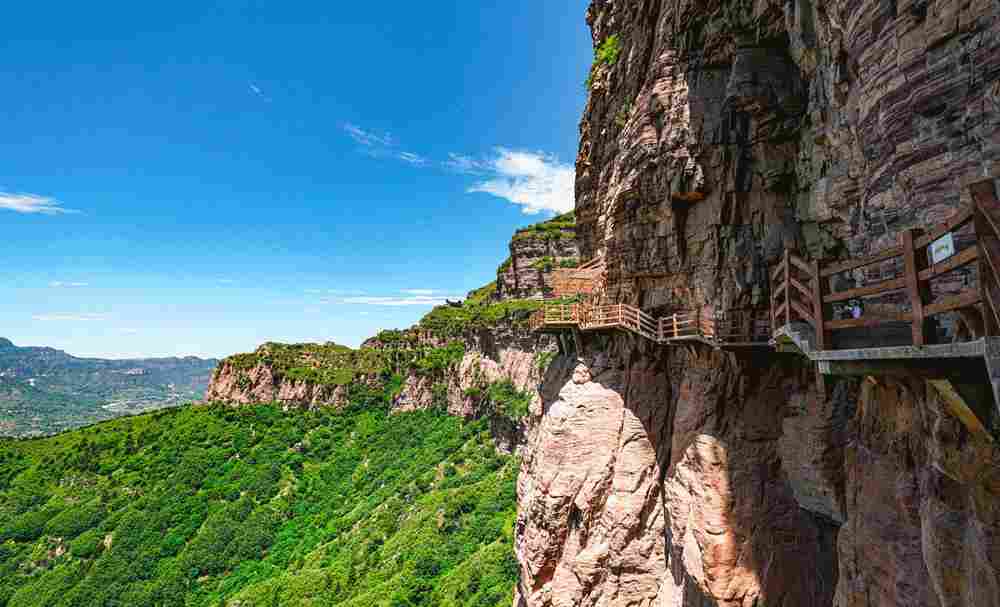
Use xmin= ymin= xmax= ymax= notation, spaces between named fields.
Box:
xmin=0 ymin=338 xmax=218 ymax=437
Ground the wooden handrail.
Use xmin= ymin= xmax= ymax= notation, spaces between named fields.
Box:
xmin=914 ymin=207 xmax=975 ymax=249
xmin=789 ymin=276 xmax=813 ymax=302
xmin=771 ymin=259 xmax=786 ymax=282
xmin=824 ymin=313 xmax=913 ymax=330
xmin=789 ymin=253 xmax=813 ymax=275
xmin=824 ymin=277 xmax=906 ymax=304
xmin=789 ymin=300 xmax=815 ymax=326
xmin=924 ymin=290 xmax=982 ymax=317
xmin=820 ymin=246 xmax=904 ymax=278
xmin=917 ymin=246 xmax=979 ymax=281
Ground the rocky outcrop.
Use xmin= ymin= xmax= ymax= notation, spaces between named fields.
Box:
xmin=513 ymin=1 xmax=1000 ymax=606
xmin=206 ymin=318 xmax=557 ymax=452
xmin=497 ymin=214 xmax=580 ymax=300
xmin=515 ymin=339 xmax=840 ymax=607
xmin=205 ymin=360 xmax=354 ymax=409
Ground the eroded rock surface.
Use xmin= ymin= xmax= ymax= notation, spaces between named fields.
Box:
xmin=514 ymin=1 xmax=1000 ymax=605
xmin=497 ymin=214 xmax=580 ymax=300
xmin=515 ymin=338 xmax=839 ymax=607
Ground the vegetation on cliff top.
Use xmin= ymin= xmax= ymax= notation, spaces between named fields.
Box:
xmin=510 ymin=211 xmax=575 ymax=242
xmin=416 ymin=299 xmax=543 ymax=339
xmin=223 ymin=339 xmax=473 ymax=388
xmin=0 ymin=396 xmax=518 ymax=606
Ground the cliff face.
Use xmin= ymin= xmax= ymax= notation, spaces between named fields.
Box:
xmin=513 ymin=1 xmax=1000 ymax=606
xmin=497 ymin=213 xmax=580 ymax=300
xmin=207 ymin=323 xmax=549 ymax=454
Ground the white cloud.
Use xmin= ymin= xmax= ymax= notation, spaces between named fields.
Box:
xmin=0 ymin=192 xmax=77 ymax=215
xmin=467 ymin=148 xmax=575 ymax=215
xmin=336 ymin=294 xmax=460 ymax=307
xmin=401 ymin=289 xmax=435 ymax=295
xmin=248 ymin=82 xmax=271 ymax=102
xmin=341 ymin=124 xmax=575 ymax=214
xmin=444 ymin=153 xmax=490 ymax=175
xmin=343 ymin=123 xmax=395 ymax=148
xmin=120 ymin=328 xmax=140 ymax=335
xmin=32 ymin=313 xmax=107 ymax=322
xmin=49 ymin=281 xmax=89 ymax=288
xmin=343 ymin=123 xmax=427 ymax=167
xmin=398 ymin=151 xmax=428 ymax=166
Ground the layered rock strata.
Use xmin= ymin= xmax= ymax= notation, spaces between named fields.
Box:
xmin=497 ymin=214 xmax=580 ymax=299
xmin=513 ymin=1 xmax=1000 ymax=606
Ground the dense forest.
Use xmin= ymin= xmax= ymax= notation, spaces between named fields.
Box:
xmin=0 ymin=386 xmax=518 ymax=606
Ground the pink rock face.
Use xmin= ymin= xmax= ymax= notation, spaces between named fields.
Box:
xmin=497 ymin=231 xmax=580 ymax=300
xmin=206 ymin=319 xmax=557 ymax=454
xmin=515 ymin=338 xmax=839 ymax=607
xmin=516 ymin=0 xmax=1000 ymax=604
xmin=205 ymin=361 xmax=348 ymax=409
xmin=835 ymin=379 xmax=1000 ymax=607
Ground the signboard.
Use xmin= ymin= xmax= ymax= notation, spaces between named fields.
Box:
xmin=929 ymin=232 xmax=955 ymax=265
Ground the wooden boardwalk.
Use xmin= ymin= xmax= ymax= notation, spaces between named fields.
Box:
xmin=529 ymin=302 xmax=770 ymax=348
xmin=529 ymin=179 xmax=1000 ymax=435
xmin=771 ymin=179 xmax=1000 ymax=350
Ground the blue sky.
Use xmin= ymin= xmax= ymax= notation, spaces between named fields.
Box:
xmin=1 ymin=1 xmax=592 ymax=359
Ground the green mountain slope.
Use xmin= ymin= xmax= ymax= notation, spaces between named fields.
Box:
xmin=0 ymin=394 xmax=518 ymax=606
xmin=0 ymin=338 xmax=218 ymax=437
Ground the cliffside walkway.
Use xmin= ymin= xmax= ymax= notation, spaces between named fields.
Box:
xmin=531 ymin=179 xmax=1000 ymax=436
xmin=770 ymin=178 xmax=1000 ymax=436
xmin=529 ymin=302 xmax=771 ymax=348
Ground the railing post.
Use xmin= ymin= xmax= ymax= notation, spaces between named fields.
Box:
xmin=902 ymin=229 xmax=931 ymax=346
xmin=812 ymin=259 xmax=829 ymax=351
xmin=784 ymin=248 xmax=791 ymax=326
xmin=974 ymin=202 xmax=1000 ymax=337
xmin=672 ymin=313 xmax=678 ymax=339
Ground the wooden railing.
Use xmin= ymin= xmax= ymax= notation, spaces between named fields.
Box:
xmin=530 ymin=302 xmax=770 ymax=346
xmin=770 ymin=186 xmax=998 ymax=349
xmin=529 ymin=303 xmax=579 ymax=332
xmin=973 ymin=180 xmax=1000 ymax=336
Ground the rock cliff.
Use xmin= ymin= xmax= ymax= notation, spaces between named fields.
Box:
xmin=513 ymin=1 xmax=1000 ymax=606
xmin=497 ymin=212 xmax=580 ymax=299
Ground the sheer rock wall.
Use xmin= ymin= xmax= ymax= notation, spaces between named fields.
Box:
xmin=497 ymin=229 xmax=580 ymax=300
xmin=513 ymin=1 xmax=1000 ymax=605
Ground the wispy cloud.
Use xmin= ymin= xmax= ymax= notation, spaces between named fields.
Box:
xmin=0 ymin=192 xmax=78 ymax=215
xmin=343 ymin=123 xmax=395 ymax=148
xmin=467 ymin=148 xmax=575 ymax=215
xmin=398 ymin=151 xmax=428 ymax=166
xmin=401 ymin=289 xmax=436 ymax=295
xmin=307 ymin=288 xmax=367 ymax=296
xmin=342 ymin=121 xmax=574 ymax=214
xmin=334 ymin=294 xmax=460 ymax=307
xmin=342 ymin=123 xmax=428 ymax=167
xmin=120 ymin=328 xmax=140 ymax=335
xmin=49 ymin=281 xmax=89 ymax=288
xmin=248 ymin=82 xmax=272 ymax=103
xmin=444 ymin=153 xmax=491 ymax=175
xmin=32 ymin=313 xmax=107 ymax=322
